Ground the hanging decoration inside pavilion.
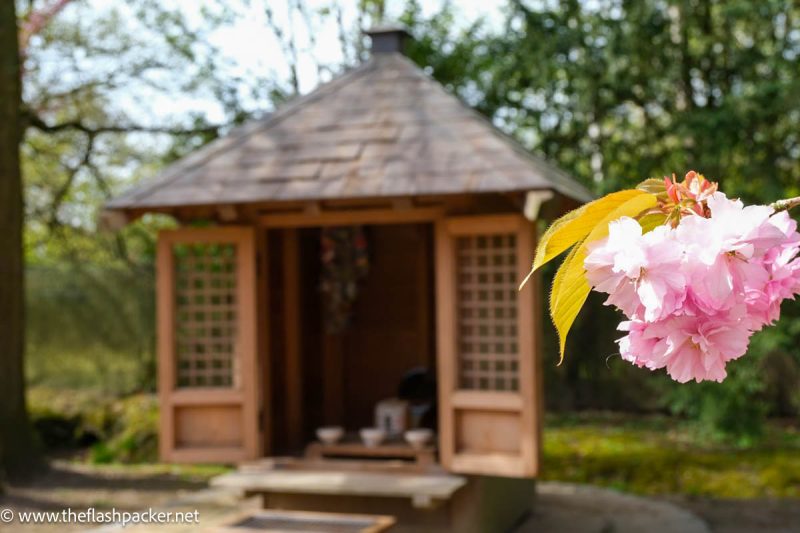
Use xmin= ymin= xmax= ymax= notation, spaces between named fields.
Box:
xmin=320 ymin=226 xmax=369 ymax=333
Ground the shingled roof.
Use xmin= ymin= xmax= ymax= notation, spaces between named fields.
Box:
xmin=106 ymin=33 xmax=591 ymax=213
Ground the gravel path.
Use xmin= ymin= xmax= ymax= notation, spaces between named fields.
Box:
xmin=517 ymin=481 xmax=709 ymax=533
xmin=662 ymin=496 xmax=800 ymax=533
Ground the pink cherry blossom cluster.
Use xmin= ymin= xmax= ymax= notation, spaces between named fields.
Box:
xmin=584 ymin=192 xmax=800 ymax=383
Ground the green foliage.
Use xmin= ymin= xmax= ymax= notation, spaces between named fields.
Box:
xmin=19 ymin=0 xmax=223 ymax=395
xmin=28 ymin=388 xmax=108 ymax=450
xmin=664 ymin=297 xmax=800 ymax=443
xmin=26 ymin=259 xmax=157 ymax=392
xmin=89 ymin=394 xmax=159 ymax=464
xmin=400 ymin=0 xmax=494 ymax=104
xmin=28 ymin=388 xmax=159 ymax=463
xmin=543 ymin=412 xmax=800 ymax=497
xmin=465 ymin=1 xmax=800 ymax=198
xmin=666 ymin=359 xmax=769 ymax=446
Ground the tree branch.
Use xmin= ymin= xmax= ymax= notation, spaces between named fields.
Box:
xmin=22 ymin=109 xmax=221 ymax=137
xmin=19 ymin=0 xmax=75 ymax=58
xmin=47 ymin=133 xmax=94 ymax=230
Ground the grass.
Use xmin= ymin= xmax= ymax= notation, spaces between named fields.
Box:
xmin=78 ymin=410 xmax=798 ymax=499
xmin=61 ymin=461 xmax=232 ymax=482
xmin=542 ymin=412 xmax=800 ymax=498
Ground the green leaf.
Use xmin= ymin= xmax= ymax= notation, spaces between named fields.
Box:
xmin=636 ymin=178 xmax=667 ymax=195
xmin=550 ymin=192 xmax=658 ymax=363
xmin=532 ymin=189 xmax=648 ymax=273
xmin=637 ymin=213 xmax=668 ymax=233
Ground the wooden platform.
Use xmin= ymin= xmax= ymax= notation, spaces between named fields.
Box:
xmin=212 ymin=461 xmax=465 ymax=509
xmin=210 ymin=459 xmax=535 ymax=533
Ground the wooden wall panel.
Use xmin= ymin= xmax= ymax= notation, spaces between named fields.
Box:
xmin=455 ymin=410 xmax=521 ymax=454
xmin=175 ymin=405 xmax=242 ymax=448
xmin=340 ymin=224 xmax=435 ymax=430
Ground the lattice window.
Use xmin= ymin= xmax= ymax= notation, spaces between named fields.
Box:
xmin=174 ymin=243 xmax=238 ymax=388
xmin=456 ymin=234 xmax=519 ymax=391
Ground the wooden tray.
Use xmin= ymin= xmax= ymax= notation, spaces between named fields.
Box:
xmin=305 ymin=435 xmax=435 ymax=466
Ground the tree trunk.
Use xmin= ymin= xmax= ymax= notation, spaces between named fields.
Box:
xmin=0 ymin=0 xmax=38 ymax=480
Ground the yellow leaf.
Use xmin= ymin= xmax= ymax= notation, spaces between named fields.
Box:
xmin=550 ymin=240 xmax=591 ymax=365
xmin=531 ymin=189 xmax=647 ymax=274
xmin=550 ymin=192 xmax=658 ymax=363
xmin=582 ymin=192 xmax=659 ymax=249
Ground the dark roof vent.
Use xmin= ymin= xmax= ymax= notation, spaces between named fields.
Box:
xmin=365 ymin=26 xmax=410 ymax=55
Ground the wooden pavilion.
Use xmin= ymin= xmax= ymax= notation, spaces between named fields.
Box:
xmin=105 ymin=27 xmax=590 ymax=532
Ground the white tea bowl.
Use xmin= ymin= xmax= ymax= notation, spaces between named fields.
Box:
xmin=316 ymin=426 xmax=344 ymax=445
xmin=359 ymin=427 xmax=386 ymax=448
xmin=404 ymin=428 xmax=433 ymax=449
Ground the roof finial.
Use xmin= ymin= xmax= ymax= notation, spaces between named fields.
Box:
xmin=365 ymin=26 xmax=411 ymax=55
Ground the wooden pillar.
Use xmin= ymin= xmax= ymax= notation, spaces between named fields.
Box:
xmin=258 ymin=228 xmax=271 ymax=456
xmin=283 ymin=229 xmax=304 ymax=451
xmin=415 ymin=225 xmax=431 ymax=364
xmin=156 ymin=233 xmax=176 ymax=461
